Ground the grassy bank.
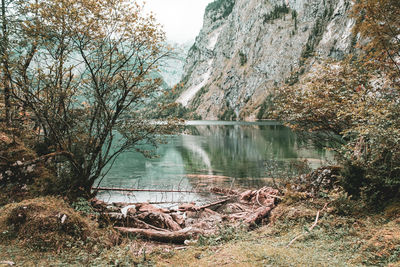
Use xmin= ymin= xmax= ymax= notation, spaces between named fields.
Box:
xmin=152 ymin=202 xmax=400 ymax=266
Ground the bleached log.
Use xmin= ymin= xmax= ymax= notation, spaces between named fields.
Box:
xmin=245 ymin=206 xmax=272 ymax=225
xmin=115 ymin=227 xmax=205 ymax=244
xmin=93 ymin=187 xmax=197 ymax=193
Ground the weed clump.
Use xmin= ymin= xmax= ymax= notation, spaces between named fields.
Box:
xmin=0 ymin=197 xmax=117 ymax=251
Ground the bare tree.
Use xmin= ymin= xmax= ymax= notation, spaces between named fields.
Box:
xmin=3 ymin=0 xmax=180 ymax=197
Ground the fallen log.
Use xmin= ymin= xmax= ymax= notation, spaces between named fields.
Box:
xmin=199 ymin=198 xmax=231 ymax=210
xmin=178 ymin=198 xmax=231 ymax=212
xmin=92 ymin=187 xmax=198 ymax=193
xmin=210 ymin=187 xmax=238 ymax=195
xmin=128 ymin=218 xmax=168 ymax=232
xmin=137 ymin=212 xmax=182 ymax=231
xmin=115 ymin=227 xmax=205 ymax=244
xmin=135 ymin=203 xmax=170 ymax=214
xmin=185 ymin=174 xmax=233 ymax=179
xmin=245 ymin=206 xmax=272 ymax=225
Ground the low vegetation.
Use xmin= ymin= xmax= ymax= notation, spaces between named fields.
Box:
xmin=0 ymin=197 xmax=120 ymax=252
xmin=0 ymin=0 xmax=399 ymax=266
xmin=264 ymin=0 xmax=400 ymax=207
xmin=205 ymin=0 xmax=236 ymax=21
xmin=0 ymin=192 xmax=398 ymax=266
xmin=0 ymin=0 xmax=179 ymax=200
xmin=263 ymin=4 xmax=290 ymax=24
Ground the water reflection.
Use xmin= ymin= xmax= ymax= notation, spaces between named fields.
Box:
xmin=96 ymin=121 xmax=333 ymax=203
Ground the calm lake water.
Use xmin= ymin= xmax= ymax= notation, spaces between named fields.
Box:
xmin=95 ymin=121 xmax=334 ymax=205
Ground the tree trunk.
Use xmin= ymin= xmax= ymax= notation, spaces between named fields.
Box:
xmin=1 ymin=0 xmax=10 ymax=125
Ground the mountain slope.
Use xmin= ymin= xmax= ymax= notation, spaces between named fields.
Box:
xmin=176 ymin=0 xmax=355 ymax=120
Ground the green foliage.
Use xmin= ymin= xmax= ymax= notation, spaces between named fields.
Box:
xmin=331 ymin=192 xmax=363 ymax=216
xmin=271 ymin=0 xmax=400 ymax=207
xmin=340 ymin=161 xmax=366 ymax=198
xmin=301 ymin=18 xmax=324 ymax=59
xmin=263 ymin=4 xmax=290 ymax=24
xmin=291 ymin=10 xmax=298 ymax=31
xmin=205 ymin=0 xmax=235 ymax=20
xmin=219 ymin=107 xmax=237 ymax=121
xmin=71 ymin=197 xmax=97 ymax=216
xmin=191 ymin=86 xmax=208 ymax=109
xmin=301 ymin=5 xmax=335 ymax=60
xmin=197 ymin=224 xmax=246 ymax=246
xmin=256 ymin=95 xmax=274 ymax=120
xmin=238 ymin=51 xmax=247 ymax=66
xmin=0 ymin=0 xmax=180 ymax=198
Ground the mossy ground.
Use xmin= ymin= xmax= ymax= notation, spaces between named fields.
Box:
xmin=0 ymin=197 xmax=399 ymax=266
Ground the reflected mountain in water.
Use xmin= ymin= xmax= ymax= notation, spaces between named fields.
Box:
xmin=96 ymin=121 xmax=334 ymax=204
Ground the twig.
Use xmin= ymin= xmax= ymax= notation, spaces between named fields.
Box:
xmin=198 ymin=197 xmax=230 ymax=210
xmin=228 ymin=178 xmax=236 ymax=195
xmin=267 ymin=194 xmax=283 ymax=200
xmin=8 ymin=151 xmax=73 ymax=167
xmin=256 ymin=188 xmax=264 ymax=207
xmin=286 ymin=203 xmax=328 ymax=248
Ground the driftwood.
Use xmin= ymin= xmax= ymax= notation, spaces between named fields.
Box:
xmin=115 ymin=227 xmax=205 ymax=244
xmin=185 ymin=174 xmax=232 ymax=179
xmin=135 ymin=203 xmax=170 ymax=214
xmin=245 ymin=206 xmax=272 ymax=225
xmin=210 ymin=187 xmax=238 ymax=195
xmin=137 ymin=212 xmax=182 ymax=231
xmin=99 ymin=186 xmax=281 ymax=244
xmin=199 ymin=198 xmax=231 ymax=210
xmin=93 ymin=187 xmax=198 ymax=193
xmin=128 ymin=218 xmax=168 ymax=232
xmin=178 ymin=198 xmax=231 ymax=212
xmin=240 ymin=187 xmax=279 ymax=207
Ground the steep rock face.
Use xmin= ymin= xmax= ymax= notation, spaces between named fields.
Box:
xmin=160 ymin=41 xmax=193 ymax=88
xmin=176 ymin=0 xmax=355 ymax=120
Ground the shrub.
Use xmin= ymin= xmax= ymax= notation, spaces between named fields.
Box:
xmin=206 ymin=0 xmax=235 ymax=20
xmin=239 ymin=51 xmax=247 ymax=66
xmin=273 ymin=56 xmax=400 ymax=207
xmin=263 ymin=4 xmax=290 ymax=23
xmin=0 ymin=197 xmax=118 ymax=251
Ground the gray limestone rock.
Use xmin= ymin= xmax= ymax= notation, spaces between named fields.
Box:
xmin=176 ymin=0 xmax=355 ymax=120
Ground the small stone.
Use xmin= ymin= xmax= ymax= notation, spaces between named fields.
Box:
xmin=61 ymin=214 xmax=67 ymax=224
xmin=26 ymin=165 xmax=35 ymax=173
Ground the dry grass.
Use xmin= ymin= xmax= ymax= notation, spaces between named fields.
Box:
xmin=151 ymin=200 xmax=400 ymax=267
xmin=0 ymin=197 xmax=119 ymax=252
xmin=0 ymin=196 xmax=399 ymax=266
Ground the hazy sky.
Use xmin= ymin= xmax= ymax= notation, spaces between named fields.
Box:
xmin=141 ymin=0 xmax=214 ymax=43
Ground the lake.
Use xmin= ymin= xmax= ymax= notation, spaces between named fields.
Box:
xmin=95 ymin=121 xmax=334 ymax=205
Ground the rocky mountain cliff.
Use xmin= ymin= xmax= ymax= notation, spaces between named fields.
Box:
xmin=160 ymin=41 xmax=193 ymax=88
xmin=175 ymin=0 xmax=356 ymax=120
